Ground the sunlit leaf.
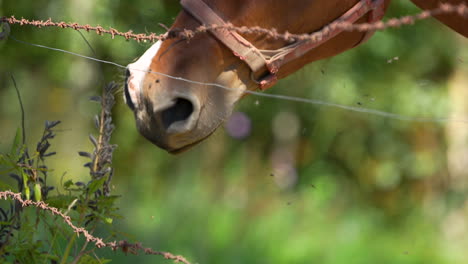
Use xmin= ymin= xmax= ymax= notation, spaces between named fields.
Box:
xmin=46 ymin=195 xmax=76 ymax=209
xmin=10 ymin=127 xmax=22 ymax=157
xmin=87 ymin=176 xmax=107 ymax=194
xmin=33 ymin=183 xmax=41 ymax=201
xmin=22 ymin=170 xmax=30 ymax=200
xmin=63 ymin=179 xmax=74 ymax=189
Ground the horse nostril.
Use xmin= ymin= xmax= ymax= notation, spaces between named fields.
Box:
xmin=161 ymin=98 xmax=194 ymax=131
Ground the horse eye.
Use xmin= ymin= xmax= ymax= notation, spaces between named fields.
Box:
xmin=124 ymin=68 xmax=136 ymax=111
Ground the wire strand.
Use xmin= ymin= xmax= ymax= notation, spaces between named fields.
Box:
xmin=2 ymin=3 xmax=467 ymax=42
xmin=8 ymin=36 xmax=468 ymax=125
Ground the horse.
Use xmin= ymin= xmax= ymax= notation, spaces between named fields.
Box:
xmin=124 ymin=0 xmax=468 ymax=153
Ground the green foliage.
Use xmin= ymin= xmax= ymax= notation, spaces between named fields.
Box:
xmin=0 ymin=83 xmax=120 ymax=263
xmin=1 ymin=1 xmax=468 ymax=264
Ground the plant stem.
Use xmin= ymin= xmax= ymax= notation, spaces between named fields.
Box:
xmin=60 ymin=234 xmax=76 ymax=264
xmin=60 ymin=201 xmax=87 ymax=264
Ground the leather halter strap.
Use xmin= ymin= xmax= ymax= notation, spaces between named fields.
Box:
xmin=180 ymin=0 xmax=385 ymax=90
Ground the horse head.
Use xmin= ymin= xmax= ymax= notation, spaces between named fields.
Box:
xmin=125 ymin=0 xmax=390 ymax=153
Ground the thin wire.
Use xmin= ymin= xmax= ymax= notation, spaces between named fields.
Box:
xmin=10 ymin=74 xmax=26 ymax=144
xmin=75 ymin=30 xmax=106 ymax=86
xmin=8 ymin=36 xmax=468 ymax=124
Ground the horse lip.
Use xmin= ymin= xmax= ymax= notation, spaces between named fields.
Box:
xmin=167 ymin=124 xmax=218 ymax=154
xmin=167 ymin=135 xmax=209 ymax=154
xmin=124 ymin=73 xmax=142 ymax=111
xmin=125 ymin=41 xmax=163 ymax=111
xmin=124 ymin=69 xmax=136 ymax=111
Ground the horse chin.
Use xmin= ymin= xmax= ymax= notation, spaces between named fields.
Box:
xmin=167 ymin=127 xmax=218 ymax=154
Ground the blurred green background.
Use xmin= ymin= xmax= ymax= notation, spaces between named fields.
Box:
xmin=1 ymin=0 xmax=468 ymax=263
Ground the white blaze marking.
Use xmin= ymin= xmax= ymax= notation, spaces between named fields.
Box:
xmin=126 ymin=40 xmax=162 ymax=107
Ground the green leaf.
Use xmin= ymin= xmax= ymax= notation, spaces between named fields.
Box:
xmin=40 ymin=253 xmax=60 ymax=261
xmin=78 ymin=254 xmax=111 ymax=264
xmin=22 ymin=171 xmax=30 ymax=200
xmin=24 ymin=187 xmax=30 ymax=201
xmin=63 ymin=179 xmax=74 ymax=189
xmin=10 ymin=127 xmax=22 ymax=156
xmin=87 ymin=176 xmax=107 ymax=194
xmin=0 ymin=181 xmax=14 ymax=191
xmin=95 ymin=195 xmax=120 ymax=208
xmin=33 ymin=183 xmax=42 ymax=201
xmin=46 ymin=195 xmax=76 ymax=209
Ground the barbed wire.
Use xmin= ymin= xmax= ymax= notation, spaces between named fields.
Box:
xmin=1 ymin=2 xmax=467 ymax=43
xmin=0 ymin=190 xmax=192 ymax=264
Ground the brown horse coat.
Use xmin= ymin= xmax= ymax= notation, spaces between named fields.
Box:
xmin=124 ymin=0 xmax=467 ymax=153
